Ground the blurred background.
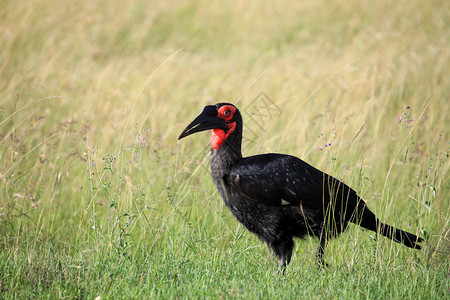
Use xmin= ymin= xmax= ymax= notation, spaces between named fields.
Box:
xmin=0 ymin=0 xmax=448 ymax=298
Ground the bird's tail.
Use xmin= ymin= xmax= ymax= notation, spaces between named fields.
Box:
xmin=377 ymin=223 xmax=423 ymax=249
xmin=352 ymin=202 xmax=423 ymax=249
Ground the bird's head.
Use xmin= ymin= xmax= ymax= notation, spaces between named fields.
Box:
xmin=178 ymin=103 xmax=242 ymax=150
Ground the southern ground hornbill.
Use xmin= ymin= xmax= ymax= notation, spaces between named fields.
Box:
xmin=178 ymin=103 xmax=423 ymax=271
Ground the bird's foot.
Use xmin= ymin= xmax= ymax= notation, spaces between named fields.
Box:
xmin=315 ymin=259 xmax=329 ymax=271
xmin=315 ymin=255 xmax=329 ymax=270
xmin=277 ymin=260 xmax=287 ymax=275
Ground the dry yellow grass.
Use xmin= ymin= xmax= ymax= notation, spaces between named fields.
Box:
xmin=0 ymin=0 xmax=448 ymax=298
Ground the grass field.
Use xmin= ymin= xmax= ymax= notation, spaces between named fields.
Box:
xmin=1 ymin=0 xmax=449 ymax=298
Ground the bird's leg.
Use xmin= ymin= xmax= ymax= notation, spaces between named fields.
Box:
xmin=272 ymin=238 xmax=293 ymax=275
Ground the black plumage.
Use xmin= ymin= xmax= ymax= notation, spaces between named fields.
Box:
xmin=179 ymin=103 xmax=423 ymax=271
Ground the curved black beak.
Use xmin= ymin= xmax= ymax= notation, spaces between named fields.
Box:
xmin=178 ymin=105 xmax=226 ymax=140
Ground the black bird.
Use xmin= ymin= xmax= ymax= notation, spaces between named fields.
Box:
xmin=178 ymin=103 xmax=423 ymax=271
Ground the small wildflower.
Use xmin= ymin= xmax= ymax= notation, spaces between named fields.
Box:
xmin=318 ymin=147 xmax=323 ymax=151
xmin=398 ymin=116 xmax=404 ymax=123
xmin=91 ymin=162 xmax=95 ymax=166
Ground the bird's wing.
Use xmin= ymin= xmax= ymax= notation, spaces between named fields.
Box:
xmin=225 ymin=153 xmax=337 ymax=209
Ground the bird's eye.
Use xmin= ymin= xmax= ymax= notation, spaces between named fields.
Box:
xmin=218 ymin=105 xmax=235 ymax=120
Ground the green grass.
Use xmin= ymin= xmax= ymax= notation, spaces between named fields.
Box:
xmin=1 ymin=0 xmax=449 ymax=298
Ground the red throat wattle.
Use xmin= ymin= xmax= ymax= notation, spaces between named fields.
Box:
xmin=210 ymin=123 xmax=236 ymax=149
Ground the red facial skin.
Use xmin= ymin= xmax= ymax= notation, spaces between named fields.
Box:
xmin=210 ymin=105 xmax=236 ymax=150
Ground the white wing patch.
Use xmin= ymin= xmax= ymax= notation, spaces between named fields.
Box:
xmin=281 ymin=199 xmax=291 ymax=206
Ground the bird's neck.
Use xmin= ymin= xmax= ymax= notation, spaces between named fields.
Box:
xmin=209 ymin=123 xmax=242 ymax=169
xmin=210 ymin=136 xmax=241 ymax=183
xmin=210 ymin=141 xmax=241 ymax=205
xmin=210 ymin=139 xmax=242 ymax=169
xmin=209 ymin=120 xmax=243 ymax=202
